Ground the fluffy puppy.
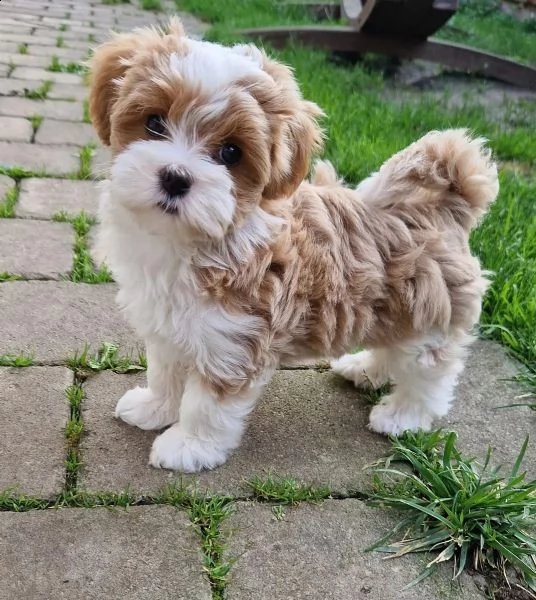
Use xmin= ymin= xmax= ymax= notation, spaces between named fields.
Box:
xmin=89 ymin=19 xmax=499 ymax=472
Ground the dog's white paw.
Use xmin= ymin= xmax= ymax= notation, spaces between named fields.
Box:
xmin=331 ymin=350 xmax=388 ymax=389
xmin=115 ymin=387 xmax=178 ymax=431
xmin=149 ymin=425 xmax=229 ymax=472
xmin=368 ymin=394 xmax=433 ymax=436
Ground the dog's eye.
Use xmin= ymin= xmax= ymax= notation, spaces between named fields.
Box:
xmin=218 ymin=143 xmax=242 ymax=167
xmin=145 ymin=114 xmax=166 ymax=137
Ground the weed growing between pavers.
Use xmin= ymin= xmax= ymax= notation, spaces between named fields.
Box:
xmin=53 ymin=210 xmax=113 ymax=283
xmin=47 ymin=56 xmax=87 ymax=76
xmin=0 ymin=185 xmax=20 ymax=218
xmin=76 ymin=143 xmax=96 ymax=180
xmin=64 ymin=384 xmax=84 ymax=490
xmin=59 ymin=23 xmax=68 ymax=32
xmin=56 ymin=35 xmax=64 ymax=48
xmin=367 ymin=430 xmax=536 ymax=592
xmin=26 ymin=114 xmax=43 ymax=141
xmin=247 ymin=473 xmax=332 ymax=505
xmin=65 ymin=342 xmax=146 ymax=375
xmin=23 ymin=80 xmax=53 ymax=100
xmin=17 ymin=43 xmax=28 ymax=55
xmin=82 ymin=99 xmax=91 ymax=124
xmin=187 ymin=492 xmax=235 ymax=600
xmin=0 ymin=273 xmax=23 ymax=282
xmin=0 ymin=352 xmax=34 ymax=367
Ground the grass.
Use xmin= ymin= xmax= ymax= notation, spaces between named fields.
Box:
xmin=26 ymin=114 xmax=43 ymax=133
xmin=187 ymin=493 xmax=235 ymax=599
xmin=0 ymin=186 xmax=19 ymax=218
xmin=0 ymin=273 xmax=23 ymax=282
xmin=438 ymin=0 xmax=536 ymax=65
xmin=140 ymin=0 xmax=162 ymax=10
xmin=247 ymin=473 xmax=332 ymax=505
xmin=65 ymin=384 xmax=84 ymax=490
xmin=59 ymin=23 xmax=68 ymax=32
xmin=66 ymin=342 xmax=147 ymax=374
xmin=83 ymin=99 xmax=91 ymax=124
xmin=367 ymin=430 xmax=536 ymax=592
xmin=56 ymin=35 xmax=64 ymax=48
xmin=47 ymin=56 xmax=87 ymax=75
xmin=17 ymin=43 xmax=28 ymax=55
xmin=88 ymin=33 xmax=96 ymax=43
xmin=77 ymin=143 xmax=96 ymax=179
xmin=0 ymin=352 xmax=34 ymax=367
xmin=23 ymin=80 xmax=53 ymax=100
xmin=52 ymin=210 xmax=113 ymax=283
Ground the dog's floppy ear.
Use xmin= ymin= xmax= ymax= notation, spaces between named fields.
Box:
xmin=232 ymin=44 xmax=324 ymax=199
xmin=88 ymin=33 xmax=140 ymax=146
xmin=89 ymin=18 xmax=185 ymax=145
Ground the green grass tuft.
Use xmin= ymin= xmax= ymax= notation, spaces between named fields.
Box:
xmin=83 ymin=99 xmax=91 ymax=124
xmin=47 ymin=55 xmax=87 ymax=75
xmin=0 ymin=186 xmax=19 ymax=218
xmin=53 ymin=210 xmax=113 ymax=283
xmin=247 ymin=473 xmax=332 ymax=505
xmin=367 ymin=430 xmax=536 ymax=591
xmin=66 ymin=342 xmax=147 ymax=374
xmin=59 ymin=23 xmax=68 ymax=32
xmin=17 ymin=43 xmax=28 ymax=55
xmin=0 ymin=273 xmax=23 ymax=282
xmin=23 ymin=80 xmax=53 ymax=101
xmin=64 ymin=384 xmax=84 ymax=490
xmin=0 ymin=490 xmax=49 ymax=512
xmin=140 ymin=0 xmax=162 ymax=10
xmin=188 ymin=494 xmax=235 ymax=599
xmin=0 ymin=352 xmax=34 ymax=367
xmin=56 ymin=35 xmax=64 ymax=48
xmin=26 ymin=114 xmax=43 ymax=132
xmin=77 ymin=143 xmax=96 ymax=180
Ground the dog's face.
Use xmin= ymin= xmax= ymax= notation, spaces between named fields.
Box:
xmin=89 ymin=19 xmax=323 ymax=243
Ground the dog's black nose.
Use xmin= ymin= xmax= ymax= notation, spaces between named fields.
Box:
xmin=159 ymin=167 xmax=193 ymax=198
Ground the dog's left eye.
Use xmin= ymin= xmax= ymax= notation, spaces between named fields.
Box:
xmin=145 ymin=114 xmax=167 ymax=137
xmin=218 ymin=143 xmax=242 ymax=167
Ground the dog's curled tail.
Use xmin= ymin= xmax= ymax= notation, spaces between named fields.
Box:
xmin=310 ymin=159 xmax=342 ymax=186
xmin=360 ymin=129 xmax=499 ymax=232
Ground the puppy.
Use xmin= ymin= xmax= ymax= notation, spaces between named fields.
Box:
xmin=89 ymin=19 xmax=499 ymax=472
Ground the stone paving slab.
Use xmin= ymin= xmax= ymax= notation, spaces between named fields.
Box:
xmin=0 ymin=506 xmax=211 ymax=600
xmin=35 ymin=119 xmax=98 ymax=146
xmin=224 ymin=500 xmax=484 ymax=600
xmin=46 ymin=81 xmax=88 ymax=102
xmin=0 ymin=141 xmax=79 ymax=176
xmin=0 ymin=96 xmax=84 ymax=121
xmin=0 ymin=282 xmax=139 ymax=362
xmin=0 ymin=115 xmax=33 ymax=143
xmin=26 ymin=44 xmax=89 ymax=62
xmin=11 ymin=66 xmax=84 ymax=86
xmin=0 ymin=52 xmax=53 ymax=69
xmin=78 ymin=340 xmax=533 ymax=496
xmin=0 ymin=64 xmax=8 ymax=78
xmin=0 ymin=219 xmax=74 ymax=279
xmin=0 ymin=174 xmax=14 ymax=199
xmin=17 ymin=177 xmax=98 ymax=218
xmin=0 ymin=366 xmax=72 ymax=496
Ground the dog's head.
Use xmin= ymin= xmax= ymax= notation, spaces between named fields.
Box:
xmin=89 ymin=18 xmax=323 ymax=243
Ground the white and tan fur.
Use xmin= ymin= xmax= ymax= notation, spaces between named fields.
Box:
xmin=89 ymin=19 xmax=499 ymax=472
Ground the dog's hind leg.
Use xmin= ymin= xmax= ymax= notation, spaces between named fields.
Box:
xmin=367 ymin=332 xmax=472 ymax=436
xmin=331 ymin=349 xmax=391 ymax=389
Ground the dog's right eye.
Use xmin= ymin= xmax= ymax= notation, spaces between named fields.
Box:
xmin=145 ymin=114 xmax=167 ymax=137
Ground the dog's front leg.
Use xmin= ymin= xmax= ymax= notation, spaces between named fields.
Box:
xmin=149 ymin=371 xmax=263 ymax=472
xmin=115 ymin=339 xmax=186 ymax=430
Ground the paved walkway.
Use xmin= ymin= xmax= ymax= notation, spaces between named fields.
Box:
xmin=0 ymin=1 xmax=534 ymax=599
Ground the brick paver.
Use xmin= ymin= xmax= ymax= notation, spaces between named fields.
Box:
xmin=0 ymin=282 xmax=139 ymax=362
xmin=0 ymin=141 xmax=79 ymax=175
xmin=0 ymin=219 xmax=74 ymax=278
xmin=225 ymin=501 xmax=483 ymax=600
xmin=0 ymin=115 xmax=33 ymax=142
xmin=0 ymin=507 xmax=211 ymax=599
xmin=0 ymin=96 xmax=84 ymax=121
xmin=0 ymin=367 xmax=72 ymax=496
xmin=35 ymin=119 xmax=97 ymax=146
xmin=11 ymin=66 xmax=84 ymax=85
xmin=0 ymin=174 xmax=14 ymax=199
xmin=17 ymin=177 xmax=98 ymax=218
